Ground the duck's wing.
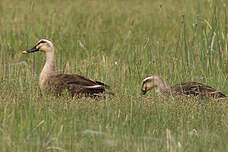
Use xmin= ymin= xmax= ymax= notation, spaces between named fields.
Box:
xmin=47 ymin=74 xmax=110 ymax=96
xmin=171 ymin=82 xmax=227 ymax=98
xmin=56 ymin=74 xmax=103 ymax=86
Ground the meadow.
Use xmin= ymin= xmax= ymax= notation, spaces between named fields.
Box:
xmin=0 ymin=0 xmax=227 ymax=151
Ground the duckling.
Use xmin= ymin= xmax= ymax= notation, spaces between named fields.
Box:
xmin=22 ymin=39 xmax=113 ymax=97
xmin=141 ymin=75 xmax=228 ymax=100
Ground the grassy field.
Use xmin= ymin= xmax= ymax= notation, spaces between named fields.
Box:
xmin=0 ymin=0 xmax=228 ymax=151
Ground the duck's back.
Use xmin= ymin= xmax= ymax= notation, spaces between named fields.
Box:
xmin=44 ymin=74 xmax=108 ymax=97
xmin=170 ymin=82 xmax=227 ymax=99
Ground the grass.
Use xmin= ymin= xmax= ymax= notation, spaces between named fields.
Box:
xmin=0 ymin=0 xmax=228 ymax=151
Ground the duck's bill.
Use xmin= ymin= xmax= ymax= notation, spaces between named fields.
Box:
xmin=22 ymin=46 xmax=39 ymax=54
xmin=140 ymin=90 xmax=147 ymax=95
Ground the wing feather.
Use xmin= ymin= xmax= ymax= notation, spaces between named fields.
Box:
xmin=171 ymin=81 xmax=227 ymax=98
xmin=45 ymin=74 xmax=110 ymax=96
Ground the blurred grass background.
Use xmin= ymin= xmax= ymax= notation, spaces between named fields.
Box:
xmin=0 ymin=0 xmax=227 ymax=151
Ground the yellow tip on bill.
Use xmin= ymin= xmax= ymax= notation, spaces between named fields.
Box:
xmin=22 ymin=51 xmax=28 ymax=54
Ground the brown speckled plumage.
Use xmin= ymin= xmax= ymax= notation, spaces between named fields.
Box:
xmin=42 ymin=74 xmax=110 ymax=97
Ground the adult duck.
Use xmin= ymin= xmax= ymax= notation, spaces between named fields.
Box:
xmin=141 ymin=75 xmax=228 ymax=100
xmin=22 ymin=39 xmax=112 ymax=97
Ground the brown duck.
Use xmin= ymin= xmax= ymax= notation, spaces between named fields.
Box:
xmin=141 ymin=75 xmax=228 ymax=100
xmin=22 ymin=39 xmax=113 ymax=97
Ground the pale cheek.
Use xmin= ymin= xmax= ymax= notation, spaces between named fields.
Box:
xmin=38 ymin=45 xmax=49 ymax=53
xmin=40 ymin=47 xmax=48 ymax=53
xmin=143 ymin=85 xmax=148 ymax=91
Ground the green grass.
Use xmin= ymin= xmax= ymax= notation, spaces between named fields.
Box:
xmin=0 ymin=0 xmax=228 ymax=151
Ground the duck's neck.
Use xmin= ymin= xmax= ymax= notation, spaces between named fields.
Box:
xmin=155 ymin=77 xmax=170 ymax=96
xmin=39 ymin=49 xmax=56 ymax=88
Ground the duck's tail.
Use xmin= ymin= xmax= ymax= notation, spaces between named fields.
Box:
xmin=95 ymin=81 xmax=111 ymax=89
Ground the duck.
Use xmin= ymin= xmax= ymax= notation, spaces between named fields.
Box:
xmin=22 ymin=39 xmax=113 ymax=97
xmin=141 ymin=75 xmax=228 ymax=100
